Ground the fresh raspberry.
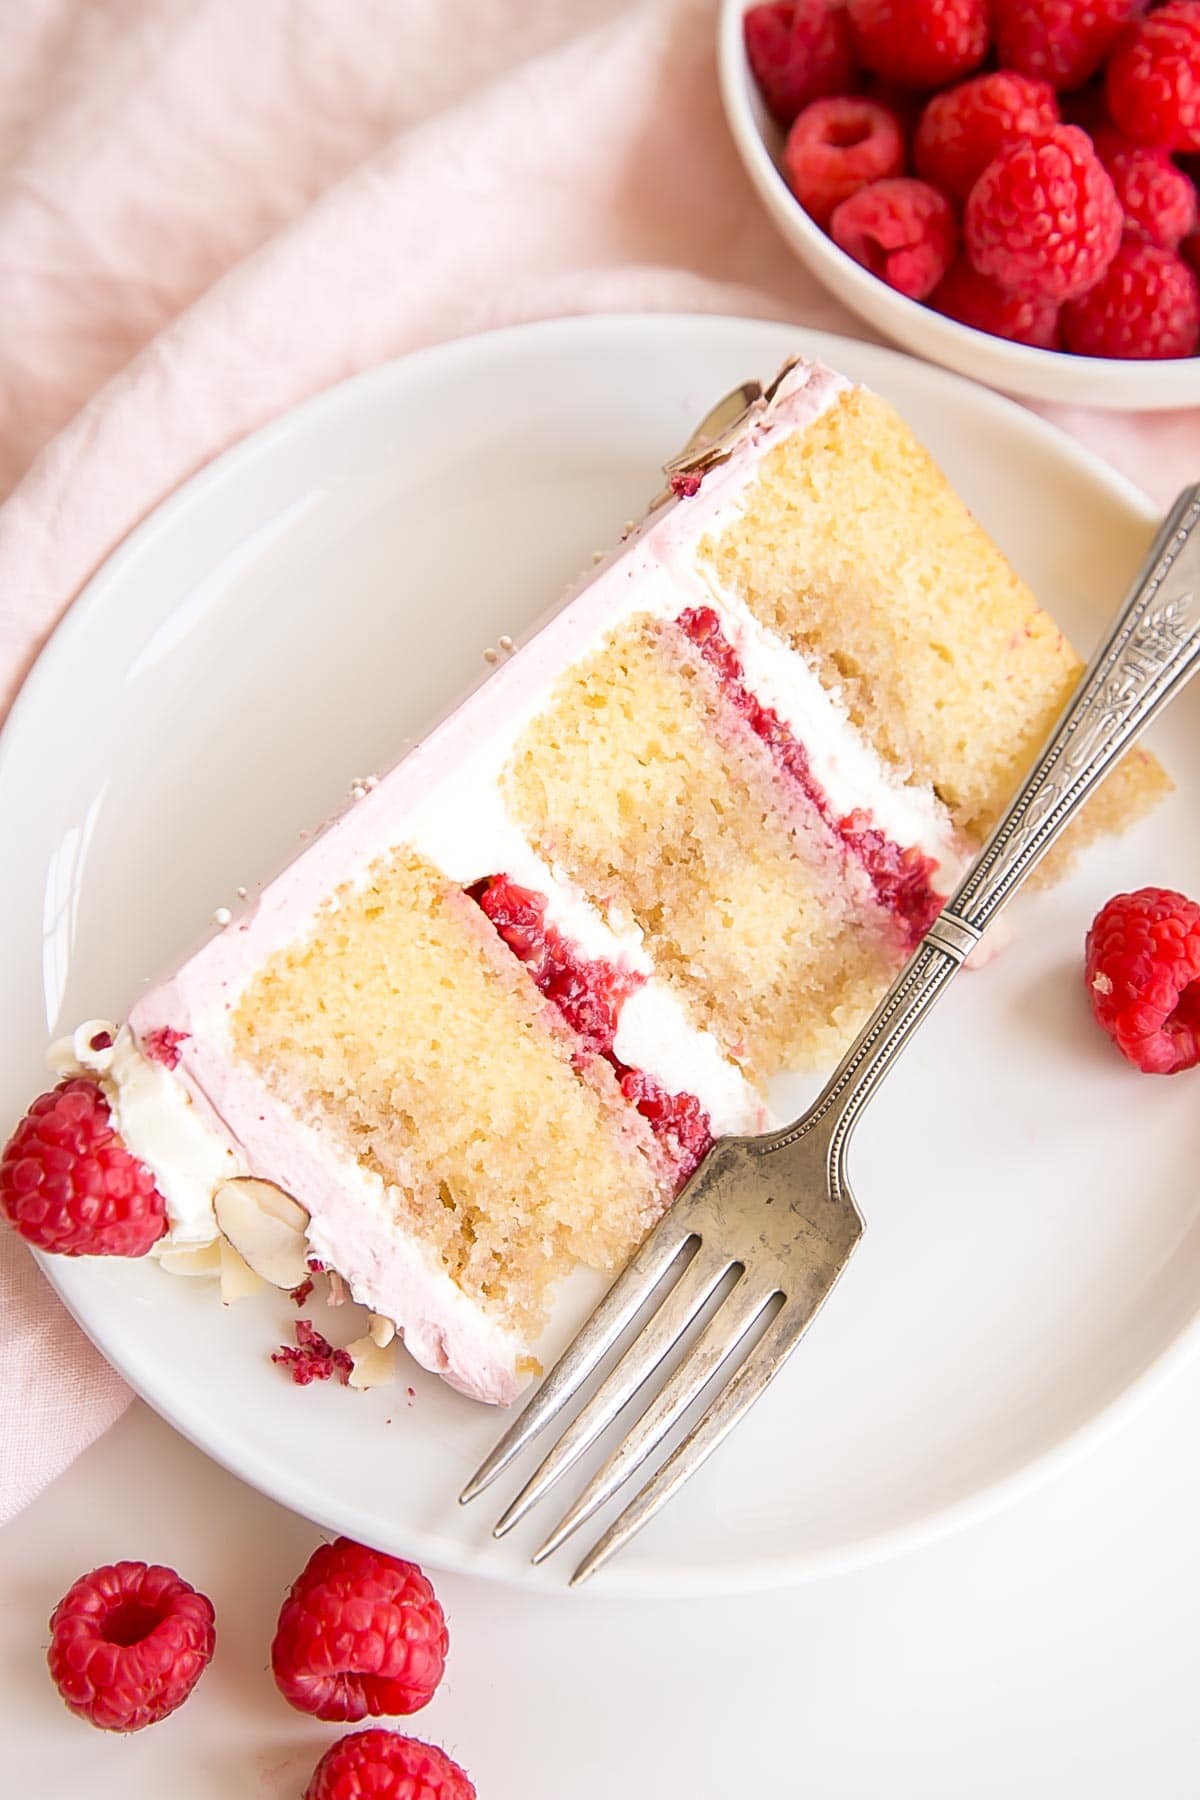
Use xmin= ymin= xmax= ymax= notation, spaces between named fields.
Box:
xmin=964 ymin=124 xmax=1122 ymax=301
xmin=1 ymin=1078 xmax=167 ymax=1257
xmin=783 ymin=95 xmax=905 ymax=226
xmin=1185 ymin=231 xmax=1200 ymax=274
xmin=1094 ymin=127 xmax=1198 ymax=248
xmin=1085 ymin=888 xmax=1200 ymax=1073
xmin=1062 ymin=238 xmax=1200 ymax=355
xmin=932 ymin=257 xmax=1062 ymax=345
xmin=1106 ymin=2 xmax=1200 ymax=153
xmin=303 ymin=1731 xmax=475 ymax=1800
xmin=913 ymin=72 xmax=1059 ymax=202
xmin=743 ymin=1 xmax=859 ymax=129
xmin=845 ymin=0 xmax=988 ymax=89
xmin=272 ymin=1537 xmax=447 ymax=1722
xmin=47 ymin=1561 xmax=215 ymax=1732
xmin=829 ymin=177 xmax=957 ymax=297
xmin=992 ymin=0 xmax=1139 ymax=91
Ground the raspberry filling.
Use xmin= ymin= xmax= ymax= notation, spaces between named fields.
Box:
xmin=676 ymin=606 xmax=944 ymax=948
xmin=471 ymin=875 xmax=714 ymax=1180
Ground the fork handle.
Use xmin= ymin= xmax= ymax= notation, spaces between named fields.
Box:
xmin=772 ymin=482 xmax=1200 ymax=1164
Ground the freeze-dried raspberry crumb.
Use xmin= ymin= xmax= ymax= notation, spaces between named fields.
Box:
xmin=830 ymin=177 xmax=957 ymax=298
xmin=1 ymin=1078 xmax=167 ymax=1257
xmin=1062 ymin=239 xmax=1200 ymax=356
xmin=932 ymin=258 xmax=1062 ymax=345
xmin=783 ymin=95 xmax=905 ymax=226
xmin=1106 ymin=2 xmax=1200 ymax=154
xmin=1094 ymin=127 xmax=1199 ymax=248
xmin=303 ymin=1730 xmax=475 ymax=1800
xmin=992 ymin=0 xmax=1138 ymax=91
xmin=669 ymin=469 xmax=703 ymax=498
xmin=47 ymin=1560 xmax=215 ymax=1732
xmin=273 ymin=1318 xmax=353 ymax=1386
xmin=273 ymin=1538 xmax=448 ymax=1722
xmin=1085 ymin=887 xmax=1200 ymax=1073
xmin=140 ymin=1026 xmax=189 ymax=1069
xmin=743 ymin=1 xmax=859 ymax=129
xmin=964 ymin=124 xmax=1122 ymax=301
xmin=846 ymin=0 xmax=988 ymax=89
xmin=913 ymin=71 xmax=1059 ymax=201
xmin=291 ymin=1276 xmax=315 ymax=1308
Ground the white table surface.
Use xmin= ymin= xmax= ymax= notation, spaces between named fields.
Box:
xmin=4 ymin=1343 xmax=1200 ymax=1798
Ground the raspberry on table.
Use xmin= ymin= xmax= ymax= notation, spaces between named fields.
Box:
xmin=743 ymin=1 xmax=859 ymax=129
xmin=1094 ymin=127 xmax=1199 ymax=249
xmin=830 ymin=177 xmax=957 ymax=298
xmin=303 ymin=1730 xmax=475 ymax=1800
xmin=964 ymin=123 xmax=1122 ymax=302
xmin=47 ymin=1560 xmax=215 ymax=1732
xmin=1106 ymin=1 xmax=1200 ymax=153
xmin=1085 ymin=888 xmax=1200 ymax=1074
xmin=783 ymin=95 xmax=905 ymax=226
xmin=913 ymin=70 xmax=1059 ymax=202
xmin=1 ymin=1077 xmax=167 ymax=1257
xmin=272 ymin=1537 xmax=448 ymax=1722
xmin=931 ymin=257 xmax=1062 ymax=345
xmin=846 ymin=0 xmax=988 ymax=90
xmin=1062 ymin=238 xmax=1200 ymax=356
xmin=992 ymin=0 xmax=1139 ymax=92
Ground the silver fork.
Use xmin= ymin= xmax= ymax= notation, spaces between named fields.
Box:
xmin=461 ymin=480 xmax=1200 ymax=1586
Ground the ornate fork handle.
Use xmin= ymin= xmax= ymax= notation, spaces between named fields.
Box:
xmin=765 ymin=483 xmax=1200 ymax=1177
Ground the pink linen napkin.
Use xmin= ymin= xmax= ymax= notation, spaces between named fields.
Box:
xmin=1 ymin=0 xmax=1196 ymax=1527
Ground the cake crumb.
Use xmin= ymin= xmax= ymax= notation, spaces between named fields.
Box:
xmin=483 ymin=647 xmax=499 ymax=664
xmin=498 ymin=634 xmax=515 ymax=655
xmin=236 ymin=885 xmax=248 ymax=899
xmin=214 ymin=906 xmax=232 ymax=927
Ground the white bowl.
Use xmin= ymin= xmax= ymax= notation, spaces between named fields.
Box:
xmin=717 ymin=0 xmax=1200 ymax=410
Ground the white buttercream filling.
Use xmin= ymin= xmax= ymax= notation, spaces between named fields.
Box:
xmin=48 ymin=1022 xmax=235 ymax=1246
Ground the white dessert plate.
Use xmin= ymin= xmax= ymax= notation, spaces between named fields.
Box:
xmin=4 ymin=314 xmax=1199 ymax=1597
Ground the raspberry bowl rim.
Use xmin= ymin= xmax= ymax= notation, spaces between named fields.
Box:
xmin=718 ymin=0 xmax=1200 ymax=412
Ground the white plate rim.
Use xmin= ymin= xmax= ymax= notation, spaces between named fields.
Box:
xmin=6 ymin=311 xmax=1198 ymax=1598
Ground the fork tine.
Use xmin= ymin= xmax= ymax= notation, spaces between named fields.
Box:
xmin=532 ymin=1275 xmax=779 ymax=1564
xmin=492 ymin=1243 xmax=739 ymax=1539
xmin=459 ymin=1214 xmax=699 ymax=1506
xmin=567 ymin=1299 xmax=813 ymax=1587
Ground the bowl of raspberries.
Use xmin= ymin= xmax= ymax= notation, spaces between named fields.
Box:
xmin=719 ymin=0 xmax=1200 ymax=406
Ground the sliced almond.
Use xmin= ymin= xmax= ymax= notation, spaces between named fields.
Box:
xmin=157 ymin=1241 xmax=223 ymax=1279
xmin=213 ymin=1177 xmax=310 ymax=1290
xmin=219 ymin=1237 xmax=266 ymax=1303
xmin=368 ymin=1313 xmax=396 ymax=1349
xmin=346 ymin=1334 xmax=396 ymax=1391
xmin=326 ymin=1269 xmax=348 ymax=1307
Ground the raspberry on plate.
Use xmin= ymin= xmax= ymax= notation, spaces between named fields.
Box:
xmin=1062 ymin=239 xmax=1200 ymax=356
xmin=1085 ymin=888 xmax=1200 ymax=1075
xmin=992 ymin=0 xmax=1139 ymax=92
xmin=1 ymin=1077 xmax=167 ymax=1257
xmin=783 ymin=95 xmax=905 ymax=226
xmin=1094 ymin=127 xmax=1199 ymax=249
xmin=964 ymin=123 xmax=1122 ymax=301
xmin=1106 ymin=1 xmax=1200 ymax=154
xmin=913 ymin=71 xmax=1059 ymax=202
xmin=931 ymin=258 xmax=1062 ymax=346
xmin=47 ymin=1561 xmax=215 ymax=1732
xmin=846 ymin=0 xmax=988 ymax=90
xmin=303 ymin=1730 xmax=475 ymax=1800
xmin=743 ymin=1 xmax=859 ymax=129
xmin=272 ymin=1537 xmax=448 ymax=1722
xmin=830 ymin=177 xmax=957 ymax=298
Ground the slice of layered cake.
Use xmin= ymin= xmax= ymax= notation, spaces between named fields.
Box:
xmin=1 ymin=357 xmax=1169 ymax=1404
